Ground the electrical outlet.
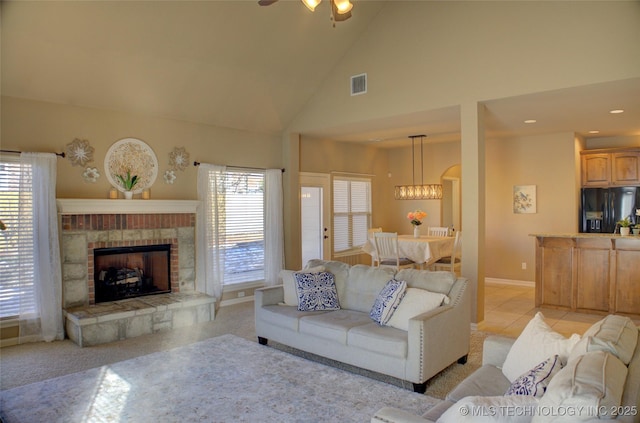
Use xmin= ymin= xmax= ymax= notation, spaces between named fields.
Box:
xmin=237 ymin=291 xmax=245 ymax=298
xmin=521 ymin=262 xmax=527 ymax=270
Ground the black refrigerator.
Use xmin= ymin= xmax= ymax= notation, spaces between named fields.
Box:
xmin=581 ymin=187 xmax=640 ymax=233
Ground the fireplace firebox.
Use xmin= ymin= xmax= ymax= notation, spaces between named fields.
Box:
xmin=94 ymin=244 xmax=171 ymax=303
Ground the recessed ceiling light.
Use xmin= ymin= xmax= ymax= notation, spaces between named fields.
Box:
xmin=588 ymin=130 xmax=600 ymax=134
xmin=609 ymin=109 xmax=624 ymax=114
xmin=524 ymin=119 xmax=537 ymax=124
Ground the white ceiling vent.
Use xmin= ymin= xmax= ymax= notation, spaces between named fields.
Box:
xmin=350 ymin=73 xmax=367 ymax=96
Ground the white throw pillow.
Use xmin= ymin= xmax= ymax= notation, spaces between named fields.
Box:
xmin=280 ymin=266 xmax=324 ymax=306
xmin=436 ymin=395 xmax=539 ymax=423
xmin=369 ymin=279 xmax=407 ymax=325
xmin=569 ymin=314 xmax=638 ymax=365
xmin=502 ymin=312 xmax=580 ymax=383
xmin=533 ymin=351 xmax=628 ymax=422
xmin=504 ymin=355 xmax=561 ymax=398
xmin=387 ymin=288 xmax=449 ymax=331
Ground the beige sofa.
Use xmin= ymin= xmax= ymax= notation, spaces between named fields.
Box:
xmin=254 ymin=259 xmax=471 ymax=392
xmin=373 ymin=314 xmax=640 ymax=423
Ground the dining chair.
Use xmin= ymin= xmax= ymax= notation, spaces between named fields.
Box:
xmin=367 ymin=227 xmax=383 ymax=266
xmin=373 ymin=232 xmax=416 ymax=270
xmin=433 ymin=231 xmax=462 ymax=274
xmin=427 ymin=226 xmax=449 ymax=237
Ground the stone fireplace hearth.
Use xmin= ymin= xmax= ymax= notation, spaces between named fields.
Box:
xmin=58 ymin=199 xmax=215 ymax=347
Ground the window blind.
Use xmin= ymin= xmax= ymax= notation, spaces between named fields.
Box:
xmin=0 ymin=156 xmax=36 ymax=318
xmin=333 ymin=177 xmax=371 ymax=254
xmin=219 ymin=170 xmax=265 ymax=284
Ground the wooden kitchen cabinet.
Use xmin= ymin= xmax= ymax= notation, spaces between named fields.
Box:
xmin=613 ymin=239 xmax=640 ymax=315
xmin=581 ymin=153 xmax=611 ymax=187
xmin=533 ymin=234 xmax=640 ymax=319
xmin=581 ymin=148 xmax=640 ymax=187
xmin=611 ymin=151 xmax=640 ymax=185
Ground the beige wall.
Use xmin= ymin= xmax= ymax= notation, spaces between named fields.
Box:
xmin=485 ymin=133 xmax=579 ymax=282
xmin=287 ymin=1 xmax=640 ymax=135
xmin=1 ymin=96 xmax=283 ymax=200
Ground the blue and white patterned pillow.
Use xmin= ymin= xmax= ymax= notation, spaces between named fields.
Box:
xmin=505 ymin=354 xmax=561 ymax=398
xmin=294 ymin=271 xmax=340 ymax=311
xmin=370 ymin=279 xmax=407 ymax=325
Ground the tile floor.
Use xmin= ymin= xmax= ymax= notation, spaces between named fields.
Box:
xmin=478 ymin=282 xmax=640 ymax=338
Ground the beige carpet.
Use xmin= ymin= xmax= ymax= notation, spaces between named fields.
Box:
xmin=1 ymin=301 xmax=490 ymax=400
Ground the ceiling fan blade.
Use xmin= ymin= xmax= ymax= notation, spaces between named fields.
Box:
xmin=258 ymin=0 xmax=279 ymax=5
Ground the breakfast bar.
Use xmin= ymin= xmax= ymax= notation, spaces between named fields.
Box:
xmin=531 ymin=233 xmax=640 ymax=318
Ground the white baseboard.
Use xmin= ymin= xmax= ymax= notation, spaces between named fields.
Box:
xmin=485 ymin=277 xmax=534 ymax=288
xmin=219 ymin=295 xmax=254 ymax=307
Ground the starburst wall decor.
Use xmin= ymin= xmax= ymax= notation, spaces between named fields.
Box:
xmin=65 ymin=138 xmax=94 ymax=167
xmin=169 ymin=147 xmax=190 ymax=171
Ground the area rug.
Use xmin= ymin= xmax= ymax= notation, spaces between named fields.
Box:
xmin=0 ymin=334 xmax=440 ymax=422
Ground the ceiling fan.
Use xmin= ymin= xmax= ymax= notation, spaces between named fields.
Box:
xmin=258 ymin=0 xmax=353 ymax=23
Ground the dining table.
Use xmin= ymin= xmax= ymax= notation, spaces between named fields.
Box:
xmin=362 ymin=234 xmax=455 ymax=268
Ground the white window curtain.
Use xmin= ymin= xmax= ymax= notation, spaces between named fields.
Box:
xmin=264 ymin=169 xmax=284 ymax=286
xmin=196 ymin=164 xmax=226 ymax=299
xmin=19 ymin=153 xmax=64 ymax=343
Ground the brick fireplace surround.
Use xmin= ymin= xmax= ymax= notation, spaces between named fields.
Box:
xmin=58 ymin=199 xmax=215 ymax=347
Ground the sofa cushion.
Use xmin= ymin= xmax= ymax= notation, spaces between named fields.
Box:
xmin=259 ymin=305 xmax=329 ymax=332
xmin=502 ymin=312 xmax=580 ymax=383
xmin=340 ymin=264 xmax=396 ymax=313
xmin=436 ymin=395 xmax=539 ymax=423
xmin=395 ymin=268 xmax=456 ymax=295
xmin=280 ymin=265 xmax=324 ymax=306
xmin=505 ymin=354 xmax=561 ymax=398
xmin=298 ymin=310 xmax=372 ymax=344
xmin=369 ymin=279 xmax=407 ymax=325
xmin=533 ymin=351 xmax=628 ymax=422
xmin=446 ymin=364 xmax=511 ymax=403
xmin=304 ymin=259 xmax=351 ymax=296
xmin=348 ymin=322 xmax=408 ymax=358
xmin=294 ymin=271 xmax=341 ymax=311
xmin=387 ymin=288 xmax=449 ymax=331
xmin=569 ymin=314 xmax=638 ymax=365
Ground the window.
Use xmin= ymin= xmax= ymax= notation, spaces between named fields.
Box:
xmin=333 ymin=177 xmax=371 ymax=255
xmin=0 ymin=156 xmax=36 ymax=318
xmin=219 ymin=169 xmax=265 ymax=285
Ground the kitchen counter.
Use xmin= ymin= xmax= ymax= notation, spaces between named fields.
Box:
xmin=530 ymin=232 xmax=640 ymax=239
xmin=532 ymin=233 xmax=640 ymax=318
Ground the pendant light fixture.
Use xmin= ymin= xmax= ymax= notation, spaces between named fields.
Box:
xmin=394 ymin=135 xmax=443 ymax=200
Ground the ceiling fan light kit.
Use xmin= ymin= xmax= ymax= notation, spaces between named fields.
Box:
xmin=333 ymin=0 xmax=353 ymax=14
xmin=301 ymin=0 xmax=322 ymax=12
xmin=394 ymin=135 xmax=443 ymax=200
xmin=260 ymin=0 xmax=354 ymax=23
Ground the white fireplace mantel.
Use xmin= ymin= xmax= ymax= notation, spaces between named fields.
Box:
xmin=57 ymin=199 xmax=200 ymax=215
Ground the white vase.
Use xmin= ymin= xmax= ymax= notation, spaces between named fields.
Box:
xmin=124 ymin=190 xmax=134 ymax=200
xmin=620 ymin=227 xmax=630 ymax=236
xmin=413 ymin=226 xmax=420 ymax=238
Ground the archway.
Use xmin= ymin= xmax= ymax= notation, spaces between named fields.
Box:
xmin=441 ymin=165 xmax=461 ymax=232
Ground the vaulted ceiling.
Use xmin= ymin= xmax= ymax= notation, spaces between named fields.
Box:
xmin=2 ymin=1 xmax=640 ymax=147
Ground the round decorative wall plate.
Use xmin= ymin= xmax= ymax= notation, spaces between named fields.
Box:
xmin=105 ymin=138 xmax=158 ymax=194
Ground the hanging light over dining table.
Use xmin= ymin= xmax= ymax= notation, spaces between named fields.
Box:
xmin=394 ymin=135 xmax=443 ymax=200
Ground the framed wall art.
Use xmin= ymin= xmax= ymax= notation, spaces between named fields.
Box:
xmin=513 ymin=185 xmax=536 ymax=214
xmin=104 ymin=138 xmax=158 ymax=194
